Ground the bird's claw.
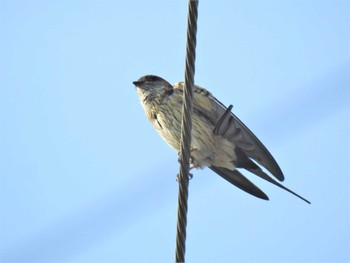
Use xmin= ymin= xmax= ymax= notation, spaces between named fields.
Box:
xmin=177 ymin=148 xmax=198 ymax=165
xmin=177 ymin=148 xmax=197 ymax=181
xmin=176 ymin=173 xmax=193 ymax=182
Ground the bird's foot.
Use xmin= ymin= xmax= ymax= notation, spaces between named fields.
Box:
xmin=176 ymin=172 xmax=193 ymax=182
xmin=177 ymin=147 xmax=198 ymax=165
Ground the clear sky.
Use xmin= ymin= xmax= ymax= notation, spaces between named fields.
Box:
xmin=1 ymin=1 xmax=350 ymax=262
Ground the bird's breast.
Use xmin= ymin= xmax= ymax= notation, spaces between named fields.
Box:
xmin=146 ymin=99 xmax=236 ymax=170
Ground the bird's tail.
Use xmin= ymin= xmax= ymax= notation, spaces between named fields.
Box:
xmin=210 ymin=166 xmax=268 ymax=200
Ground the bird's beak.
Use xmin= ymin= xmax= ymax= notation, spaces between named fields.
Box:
xmin=133 ymin=80 xmax=147 ymax=90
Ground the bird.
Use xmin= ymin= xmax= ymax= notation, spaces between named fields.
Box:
xmin=133 ymin=74 xmax=310 ymax=204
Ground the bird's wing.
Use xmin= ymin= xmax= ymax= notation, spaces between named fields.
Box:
xmin=174 ymin=82 xmax=310 ymax=203
xmin=211 ymin=100 xmax=284 ymax=181
xmin=210 ymin=166 xmax=268 ymax=200
xmin=174 ymin=82 xmax=284 ymax=181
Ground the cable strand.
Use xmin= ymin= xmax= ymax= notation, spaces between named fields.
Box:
xmin=175 ymin=1 xmax=199 ymax=262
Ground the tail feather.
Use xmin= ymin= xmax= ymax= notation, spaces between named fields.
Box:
xmin=232 ymin=147 xmax=311 ymax=204
xmin=246 ymin=165 xmax=311 ymax=204
xmin=210 ymin=165 xmax=269 ymax=200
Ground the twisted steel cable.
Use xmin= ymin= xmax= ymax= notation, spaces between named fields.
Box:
xmin=175 ymin=1 xmax=198 ymax=262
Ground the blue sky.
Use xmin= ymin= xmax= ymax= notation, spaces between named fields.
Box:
xmin=1 ymin=0 xmax=349 ymax=262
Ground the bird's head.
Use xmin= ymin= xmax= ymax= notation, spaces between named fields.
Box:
xmin=133 ymin=75 xmax=173 ymax=103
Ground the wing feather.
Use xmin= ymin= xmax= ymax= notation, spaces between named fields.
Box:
xmin=174 ymin=82 xmax=309 ymax=202
xmin=212 ymin=100 xmax=284 ymax=181
xmin=174 ymin=82 xmax=283 ymax=180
